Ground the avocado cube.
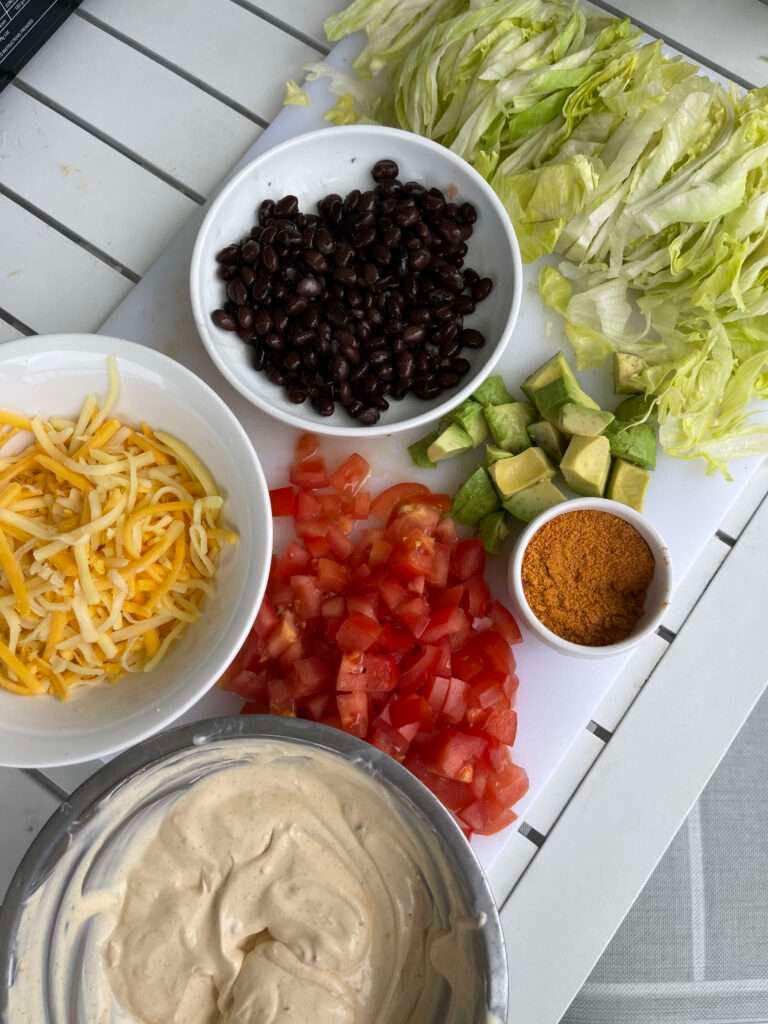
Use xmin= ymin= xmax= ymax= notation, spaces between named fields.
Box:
xmin=523 ymin=352 xmax=599 ymax=413
xmin=607 ymin=458 xmax=651 ymax=511
xmin=490 ymin=447 xmax=556 ymax=498
xmin=613 ymin=352 xmax=647 ymax=394
xmin=527 ymin=420 xmax=566 ymax=464
xmin=485 ymin=443 xmax=513 ymax=466
xmin=503 ymin=479 xmax=566 ymax=523
xmin=408 ymin=430 xmax=439 ymax=469
xmin=534 ymin=376 xmax=601 ymax=425
xmin=560 ymin=435 xmax=611 ymax=497
xmin=472 ymin=374 xmax=514 ymax=406
xmin=557 ymin=403 xmax=614 ymax=437
xmin=451 ymin=399 xmax=488 ymax=446
xmin=614 ymin=395 xmax=655 ymax=423
xmin=605 ymin=421 xmax=657 ymax=470
xmin=484 ymin=401 xmax=535 ymax=453
xmin=451 ymin=466 xmax=500 ymax=525
xmin=426 ymin=422 xmax=474 ymax=463
xmin=476 ymin=510 xmax=511 ymax=554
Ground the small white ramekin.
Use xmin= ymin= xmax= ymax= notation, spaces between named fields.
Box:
xmin=508 ymin=497 xmax=672 ymax=659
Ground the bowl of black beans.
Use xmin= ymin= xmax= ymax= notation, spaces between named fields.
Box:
xmin=191 ymin=125 xmax=522 ymax=434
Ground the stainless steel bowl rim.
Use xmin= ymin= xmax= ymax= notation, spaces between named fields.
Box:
xmin=0 ymin=715 xmax=508 ymax=1021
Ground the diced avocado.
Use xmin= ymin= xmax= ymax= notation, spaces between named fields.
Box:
xmin=485 ymin=443 xmax=512 ymax=466
xmin=503 ymin=479 xmax=567 ymax=523
xmin=452 ymin=466 xmax=500 ymax=525
xmin=614 ymin=395 xmax=655 ymax=423
xmin=527 ymin=420 xmax=566 ymax=464
xmin=484 ymin=401 xmax=535 ymax=453
xmin=408 ymin=430 xmax=439 ymax=469
xmin=476 ymin=510 xmax=511 ymax=554
xmin=490 ymin=447 xmax=556 ymax=498
xmin=472 ymin=374 xmax=514 ymax=406
xmin=557 ymin=402 xmax=614 ymax=437
xmin=534 ymin=375 xmax=600 ymax=423
xmin=605 ymin=421 xmax=657 ymax=470
xmin=613 ymin=352 xmax=647 ymax=394
xmin=560 ymin=435 xmax=611 ymax=497
xmin=523 ymin=352 xmax=599 ymax=414
xmin=607 ymin=458 xmax=651 ymax=512
xmin=451 ymin=399 xmax=488 ymax=447
xmin=426 ymin=422 xmax=474 ymax=463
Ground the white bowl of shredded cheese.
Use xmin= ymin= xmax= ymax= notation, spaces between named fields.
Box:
xmin=0 ymin=335 xmax=272 ymax=767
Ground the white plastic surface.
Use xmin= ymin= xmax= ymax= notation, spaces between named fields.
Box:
xmin=0 ymin=336 xmax=272 ymax=767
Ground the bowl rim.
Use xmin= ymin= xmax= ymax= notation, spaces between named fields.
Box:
xmin=0 ymin=715 xmax=509 ymax=1021
xmin=190 ymin=123 xmax=523 ymax=437
xmin=0 ymin=334 xmax=273 ymax=767
xmin=508 ymin=497 xmax=673 ymax=659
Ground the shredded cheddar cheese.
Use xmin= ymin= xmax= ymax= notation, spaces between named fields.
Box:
xmin=0 ymin=357 xmax=237 ymax=700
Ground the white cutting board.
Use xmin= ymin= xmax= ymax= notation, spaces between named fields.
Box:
xmin=97 ymin=35 xmax=759 ymax=874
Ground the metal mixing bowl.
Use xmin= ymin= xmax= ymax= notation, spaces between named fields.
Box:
xmin=0 ymin=715 xmax=508 ymax=1023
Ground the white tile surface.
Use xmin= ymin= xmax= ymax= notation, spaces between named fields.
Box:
xmin=254 ymin=0 xmax=340 ymax=46
xmin=18 ymin=16 xmax=261 ymax=197
xmin=0 ymin=770 xmax=59 ymax=902
xmin=0 ymin=321 xmax=24 ymax=344
xmin=661 ymin=535 xmax=731 ymax=634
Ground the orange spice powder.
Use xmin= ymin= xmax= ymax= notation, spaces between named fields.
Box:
xmin=521 ymin=510 xmax=655 ymax=646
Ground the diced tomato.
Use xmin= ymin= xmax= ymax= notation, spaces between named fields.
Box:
xmin=269 ymin=486 xmax=296 ymax=517
xmin=464 ymin=575 xmax=491 ymax=618
xmin=476 ymin=629 xmax=516 ymax=674
xmin=265 ymin=616 xmax=298 ymax=659
xmin=488 ymin=760 xmax=529 ymax=806
xmin=316 ymin=558 xmax=349 ymax=593
xmin=435 ymin=517 xmax=458 ymax=544
xmin=291 ymin=575 xmax=322 ymax=619
xmin=450 ymin=539 xmax=485 ymax=581
xmin=337 ymin=651 xmax=397 ymax=693
xmin=290 ymin=454 xmax=328 ymax=489
xmin=435 ymin=639 xmax=452 ymax=676
xmin=279 ymin=640 xmax=304 ymax=672
xmin=467 ymin=672 xmax=510 ymax=712
xmin=330 ymin=453 xmax=371 ymax=495
xmin=370 ymin=483 xmax=429 ymax=522
xmin=344 ymin=490 xmax=371 ymax=519
xmin=441 ymin=677 xmax=469 ymax=725
xmin=272 ymin=542 xmax=311 ymax=584
xmin=327 ymin=525 xmax=354 ymax=561
xmin=380 ymin=575 xmax=408 ymax=613
xmin=406 ymin=753 xmax=474 ymax=812
xmin=295 ymin=519 xmax=329 ymax=540
xmin=490 ymin=600 xmax=523 ymax=644
xmin=346 ymin=592 xmax=379 ymax=619
xmin=337 ymin=691 xmax=368 ymax=737
xmin=386 ymin=506 xmax=441 ymax=542
xmin=304 ymin=693 xmax=331 ymax=721
xmin=390 ymin=531 xmax=435 ymax=580
xmin=370 ymin=720 xmax=410 ymax=761
xmin=222 ymin=669 xmax=269 ymax=700
xmin=336 ymin=613 xmax=382 ymax=652
xmin=427 ymin=543 xmax=450 ymax=587
xmin=292 ymin=656 xmax=333 ymax=698
xmin=295 ymin=432 xmax=320 ymax=464
xmin=389 ymin=694 xmax=433 ymax=730
xmin=422 ymin=605 xmax=469 ymax=644
xmin=504 ymin=673 xmax=520 ymax=705
xmin=406 ymin=575 xmax=426 ymax=595
xmin=484 ymin=707 xmax=518 ymax=745
xmin=459 ymin=798 xmax=517 ymax=836
xmin=424 ymin=674 xmax=450 ymax=717
xmin=452 ymin=643 xmax=484 ymax=681
xmin=321 ymin=595 xmax=346 ymax=618
xmin=377 ymin=624 xmax=414 ymax=654
xmin=336 ymin=515 xmax=355 ymax=536
xmin=324 ymin=617 xmax=343 ymax=642
xmin=296 ymin=489 xmax=322 ymax=520
xmin=427 ymin=730 xmax=487 ymax=783
xmin=268 ymin=678 xmax=297 ymax=717
xmin=318 ymin=493 xmax=342 ymax=519
xmin=397 ymin=596 xmax=430 ymax=639
xmin=432 ymin=584 xmax=464 ymax=609
xmin=305 ymin=535 xmax=331 ymax=557
xmin=399 ymin=645 xmax=441 ymax=692
xmin=254 ymin=597 xmax=279 ymax=640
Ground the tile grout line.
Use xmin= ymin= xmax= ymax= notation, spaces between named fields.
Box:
xmin=12 ymin=80 xmax=206 ymax=205
xmin=228 ymin=0 xmax=330 ymax=56
xmin=0 ymin=182 xmax=141 ymax=283
xmin=74 ymin=9 xmax=270 ymax=129
xmin=0 ymin=307 xmax=36 ymax=336
xmin=585 ymin=0 xmax=757 ymax=90
xmin=687 ymin=801 xmax=707 ymax=981
xmin=23 ymin=768 xmax=68 ymax=803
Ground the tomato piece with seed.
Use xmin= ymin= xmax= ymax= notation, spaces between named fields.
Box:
xmin=268 ymin=678 xmax=297 ymax=717
xmin=427 ymin=730 xmax=487 ymax=783
xmin=370 ymin=483 xmax=429 ymax=522
xmin=337 ymin=651 xmax=397 ymax=693
xmin=370 ymin=720 xmax=410 ymax=761
xmin=330 ymin=453 xmax=371 ymax=495
xmin=390 ymin=531 xmax=435 ymax=580
xmin=337 ymin=691 xmax=368 ymax=737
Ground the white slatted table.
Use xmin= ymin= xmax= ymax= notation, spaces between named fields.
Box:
xmin=1 ymin=3 xmax=767 ymax=1022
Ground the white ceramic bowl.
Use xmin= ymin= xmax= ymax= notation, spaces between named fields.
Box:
xmin=508 ymin=498 xmax=672 ymax=658
xmin=190 ymin=124 xmax=523 ymax=436
xmin=0 ymin=335 xmax=272 ymax=767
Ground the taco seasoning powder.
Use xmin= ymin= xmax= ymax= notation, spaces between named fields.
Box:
xmin=521 ymin=509 xmax=655 ymax=646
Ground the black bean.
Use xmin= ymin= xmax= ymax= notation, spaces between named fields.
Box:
xmin=218 ymin=264 xmax=239 ymax=282
xmin=266 ymin=366 xmax=286 ymax=386
xmin=302 ymin=348 xmax=318 ymax=370
xmin=438 ymin=370 xmax=460 ymax=389
xmin=260 ymin=225 xmax=277 ymax=246
xmin=227 ymin=279 xmax=248 ymax=306
xmin=337 ymin=381 xmax=353 ymax=406
xmin=350 ymin=360 xmax=370 ymax=382
xmin=380 ymin=224 xmax=401 ymax=248
xmin=334 ymin=242 xmax=354 ymax=267
xmin=472 ymin=277 xmax=494 ymax=302
xmin=285 ymin=295 xmax=308 ymax=317
xmin=318 ymin=193 xmax=342 ymax=214
xmin=315 ymin=228 xmax=335 ymax=255
xmin=396 ymin=352 xmax=415 ymax=379
xmin=313 ymin=395 xmax=335 ymax=416
xmin=287 ymin=385 xmax=307 ymax=404
xmin=460 ymin=328 xmax=484 ymax=349
xmin=372 ymin=159 xmax=399 ymax=182
xmin=294 ymin=329 xmax=316 ymax=348
xmin=343 ymin=188 xmax=361 ymax=213
xmin=353 ymin=210 xmax=376 ymax=231
xmin=283 ymin=350 xmax=302 ymax=373
xmin=460 ymin=202 xmax=477 ymax=224
xmin=395 ymin=205 xmax=420 ymax=227
xmin=403 ymin=324 xmax=426 ymax=345
xmin=414 ymin=381 xmax=440 ymax=400
xmin=296 ymin=275 xmax=322 ymax=298
xmin=334 ymin=267 xmax=357 ymax=286
xmin=262 ymin=332 xmax=284 ymax=351
xmin=356 ymin=406 xmax=380 ymax=425
xmin=330 ymin=354 xmax=350 ymax=381
xmin=262 ymin=245 xmax=278 ymax=273
xmin=253 ymin=309 xmax=271 ymax=336
xmin=408 ymin=249 xmax=431 ymax=271
xmin=455 ymin=295 xmax=475 ymax=316
xmin=240 ymin=265 xmax=255 ymax=288
xmin=303 ymin=250 xmax=327 ymax=274
xmin=452 ymin=357 xmax=471 ymax=376
xmin=241 ymin=240 xmax=260 ymax=264
xmin=351 ymin=226 xmax=377 ymax=249
xmin=438 ymin=220 xmax=463 ymax=244
xmin=409 ymin=306 xmax=431 ymax=325
xmin=370 ymin=244 xmax=391 ymax=265
xmin=212 ymin=309 xmax=237 ymax=331
xmin=237 ymin=305 xmax=254 ymax=331
xmin=216 ymin=244 xmax=240 ymax=265
xmin=275 ymin=195 xmax=298 ymax=217
xmin=250 ymin=344 xmax=266 ymax=370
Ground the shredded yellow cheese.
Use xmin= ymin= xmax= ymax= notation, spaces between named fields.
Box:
xmin=0 ymin=357 xmax=237 ymax=700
